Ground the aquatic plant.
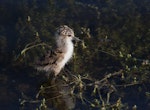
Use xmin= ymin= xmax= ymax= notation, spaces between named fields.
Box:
xmin=0 ymin=0 xmax=149 ymax=110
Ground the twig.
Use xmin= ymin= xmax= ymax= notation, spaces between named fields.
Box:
xmin=21 ymin=42 xmax=51 ymax=55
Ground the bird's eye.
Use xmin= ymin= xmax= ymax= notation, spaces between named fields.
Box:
xmin=68 ymin=35 xmax=72 ymax=37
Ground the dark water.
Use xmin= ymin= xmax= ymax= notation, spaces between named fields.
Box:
xmin=0 ymin=0 xmax=150 ymax=110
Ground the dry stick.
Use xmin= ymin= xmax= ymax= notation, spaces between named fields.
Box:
xmin=99 ymin=70 xmax=123 ymax=83
xmin=97 ymin=88 xmax=105 ymax=107
xmin=98 ymin=49 xmax=116 ymax=57
xmin=116 ymin=82 xmax=140 ymax=87
xmin=87 ymin=70 xmax=123 ymax=87
xmin=21 ymin=42 xmax=51 ymax=55
xmin=20 ymin=99 xmax=41 ymax=105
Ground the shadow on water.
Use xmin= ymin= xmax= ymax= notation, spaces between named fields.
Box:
xmin=38 ymin=77 xmax=76 ymax=110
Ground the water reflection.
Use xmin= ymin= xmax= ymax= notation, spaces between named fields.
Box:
xmin=37 ymin=76 xmax=76 ymax=110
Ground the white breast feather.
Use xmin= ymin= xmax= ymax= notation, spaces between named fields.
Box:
xmin=59 ymin=39 xmax=73 ymax=69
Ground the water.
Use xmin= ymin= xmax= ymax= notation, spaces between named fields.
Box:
xmin=0 ymin=0 xmax=150 ymax=110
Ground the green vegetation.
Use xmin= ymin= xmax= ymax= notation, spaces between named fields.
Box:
xmin=0 ymin=0 xmax=150 ymax=110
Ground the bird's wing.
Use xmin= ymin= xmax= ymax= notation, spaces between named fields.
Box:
xmin=35 ymin=49 xmax=63 ymax=70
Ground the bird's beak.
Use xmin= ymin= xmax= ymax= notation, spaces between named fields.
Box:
xmin=73 ymin=36 xmax=82 ymax=42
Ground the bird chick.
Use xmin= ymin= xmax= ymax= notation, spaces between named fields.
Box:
xmin=35 ymin=25 xmax=81 ymax=76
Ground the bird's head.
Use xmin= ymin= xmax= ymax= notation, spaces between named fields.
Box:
xmin=55 ymin=25 xmax=81 ymax=42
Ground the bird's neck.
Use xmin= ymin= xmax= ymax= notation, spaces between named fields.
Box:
xmin=56 ymin=37 xmax=74 ymax=64
xmin=56 ymin=37 xmax=73 ymax=53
